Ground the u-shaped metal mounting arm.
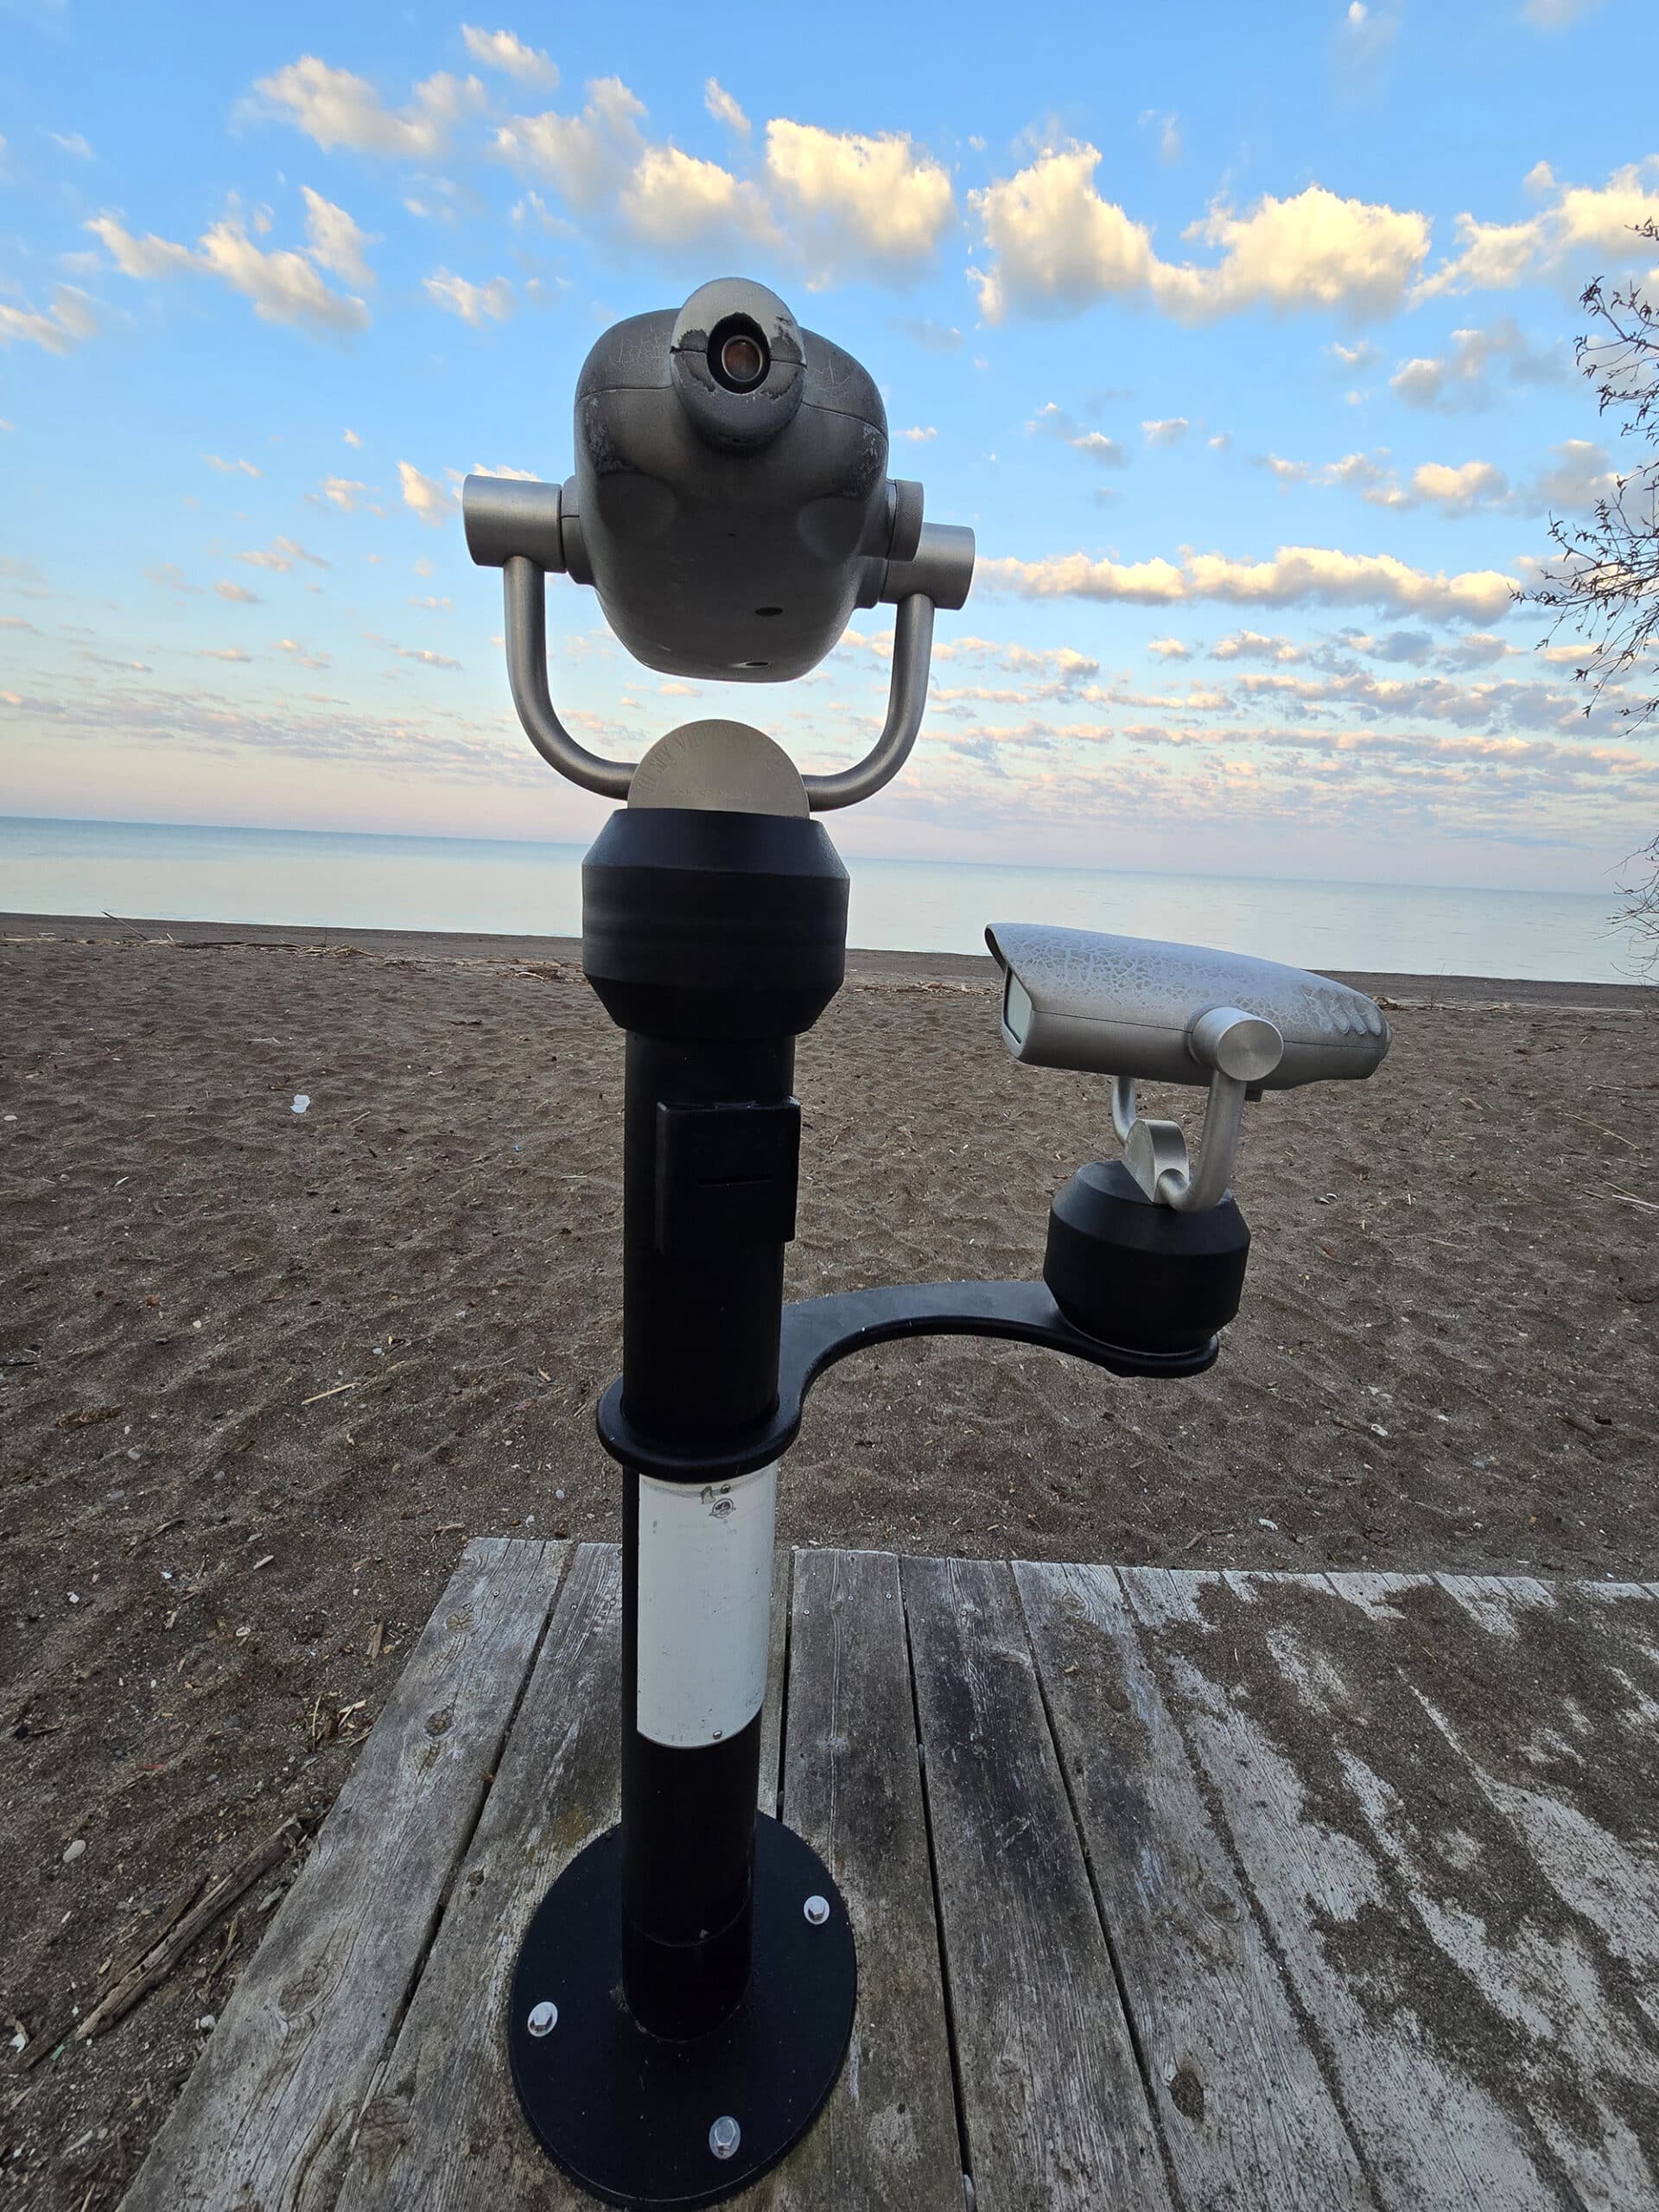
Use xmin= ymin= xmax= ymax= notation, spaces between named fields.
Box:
xmin=490 ymin=505 xmax=974 ymax=810
xmin=802 ymin=594 xmax=933 ymax=811
xmin=503 ymin=556 xmax=636 ymax=800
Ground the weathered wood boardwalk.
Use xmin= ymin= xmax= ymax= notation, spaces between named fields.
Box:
xmin=122 ymin=1542 xmax=1659 ymax=2210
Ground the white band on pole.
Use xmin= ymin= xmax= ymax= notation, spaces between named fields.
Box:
xmin=635 ymin=1464 xmax=778 ymax=1749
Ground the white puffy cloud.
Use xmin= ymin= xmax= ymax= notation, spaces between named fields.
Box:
xmin=970 ymin=149 xmax=1431 ymax=324
xmin=253 ymin=55 xmax=486 ymax=156
xmin=762 ymin=119 xmax=955 ymax=278
xmin=902 ymin=425 xmax=938 ymax=442
xmin=704 ymin=79 xmax=750 ymax=136
xmin=238 ymin=535 xmax=331 ymax=571
xmin=1138 ymin=110 xmax=1182 ymax=165
xmin=494 ymin=78 xmax=773 ymax=251
xmin=1142 ymin=416 xmax=1190 ymax=447
xmin=1029 ymin=401 xmax=1126 ymax=467
xmin=1408 ymin=459 xmax=1510 ymax=511
xmin=1260 ymin=435 xmax=1614 ymax=515
xmin=1230 ymin=666 xmax=1585 ymax=732
xmin=969 ymin=149 xmax=1154 ymax=321
xmin=0 ymin=285 xmax=98 ymax=354
xmin=622 ymin=143 xmax=771 ymax=251
xmin=86 ymin=214 xmax=199 ymax=280
xmin=423 ymin=268 xmax=514 ymax=323
xmin=1436 ymin=632 xmax=1517 ymax=667
xmin=214 ymin=580 xmax=261 ymax=602
xmin=302 ymin=187 xmax=376 ymax=288
xmin=315 ymin=475 xmax=372 ymax=509
xmin=1340 ymin=3 xmax=1400 ymax=57
xmin=87 ymin=206 xmax=370 ymax=336
xmin=343 ymin=428 xmax=362 ymax=447
xmin=1211 ymin=630 xmax=1308 ymax=663
xmin=1529 ymin=437 xmax=1619 ymax=510
xmin=143 ymin=563 xmax=198 ymax=594
xmin=1389 ymin=315 xmax=1565 ymax=408
xmin=1147 ymin=637 xmax=1190 ymax=658
xmin=48 ymin=130 xmax=95 ymax=159
xmin=493 ymin=79 xmax=952 ymax=279
xmin=894 ymin=316 xmax=963 ymax=351
xmin=398 ymin=461 xmax=459 ymax=524
xmin=494 ymin=77 xmax=648 ymax=208
xmin=461 ymin=26 xmax=559 ymax=86
xmin=1160 ymin=186 xmax=1432 ymax=321
xmin=1421 ymin=159 xmax=1659 ymax=296
xmin=201 ymin=452 xmax=261 ymax=477
xmin=194 ymin=215 xmax=368 ymax=334
xmin=984 ymin=542 xmax=1517 ymax=621
xmin=845 ymin=634 xmax=1103 ymax=699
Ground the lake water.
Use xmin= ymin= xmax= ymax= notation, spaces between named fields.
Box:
xmin=0 ymin=815 xmax=1643 ymax=982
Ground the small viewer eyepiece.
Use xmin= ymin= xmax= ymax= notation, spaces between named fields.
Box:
xmin=709 ymin=316 xmax=768 ymax=391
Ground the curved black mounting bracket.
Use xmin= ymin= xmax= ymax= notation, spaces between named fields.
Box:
xmin=596 ymin=1278 xmax=1217 ymax=1483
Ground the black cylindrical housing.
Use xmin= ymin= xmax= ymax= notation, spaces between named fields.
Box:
xmin=583 ymin=805 xmax=848 ymax=1043
xmin=1044 ymin=1160 xmax=1250 ymax=1357
xmin=619 ymin=1471 xmax=766 ymax=2037
xmin=583 ymin=803 xmax=849 ymax=2041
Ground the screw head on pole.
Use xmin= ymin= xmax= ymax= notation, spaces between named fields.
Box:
xmin=709 ymin=2114 xmax=741 ymax=2160
xmin=526 ymin=1999 xmax=558 ymax=2037
xmin=803 ymin=1893 xmax=830 ymax=1926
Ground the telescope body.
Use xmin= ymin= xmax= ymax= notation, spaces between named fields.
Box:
xmin=570 ymin=285 xmax=904 ymax=683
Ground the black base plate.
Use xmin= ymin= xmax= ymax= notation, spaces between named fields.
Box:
xmin=508 ymin=1815 xmax=856 ymax=2208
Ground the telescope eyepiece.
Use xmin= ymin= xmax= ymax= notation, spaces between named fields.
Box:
xmin=710 ymin=315 xmax=768 ymax=392
xmin=670 ymin=277 xmax=804 ymax=450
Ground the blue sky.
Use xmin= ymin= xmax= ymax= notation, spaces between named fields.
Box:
xmin=3 ymin=0 xmax=1656 ymax=890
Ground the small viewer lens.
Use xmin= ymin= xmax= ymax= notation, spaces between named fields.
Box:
xmin=721 ymin=334 xmax=764 ymax=385
xmin=709 ymin=318 xmax=769 ymax=391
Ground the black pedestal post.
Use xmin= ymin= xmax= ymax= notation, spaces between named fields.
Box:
xmin=507 ymin=805 xmax=857 ymax=2208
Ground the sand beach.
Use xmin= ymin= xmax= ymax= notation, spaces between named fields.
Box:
xmin=2 ymin=913 xmax=1656 ymax=2204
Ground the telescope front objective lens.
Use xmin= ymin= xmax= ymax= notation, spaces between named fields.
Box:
xmin=709 ymin=320 xmax=768 ymax=391
xmin=720 ymin=334 xmax=763 ymax=384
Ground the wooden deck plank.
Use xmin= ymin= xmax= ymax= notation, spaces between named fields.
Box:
xmin=1303 ymin=1571 xmax=1659 ymax=2201
xmin=902 ymin=1555 xmax=1172 ymax=2212
xmin=1016 ymin=1560 xmax=1376 ymax=2209
xmin=125 ymin=1548 xmax=1659 ymax=2211
xmin=335 ymin=1541 xmax=621 ymax=2212
xmin=1122 ymin=1567 xmax=1624 ymax=2209
xmin=1344 ymin=1574 xmax=1659 ymax=2035
xmin=756 ymin=1543 xmax=794 ymax=1816
xmin=120 ymin=1537 xmax=568 ymax=2212
xmin=749 ymin=1548 xmax=963 ymax=2212
xmin=336 ymin=1542 xmax=799 ymax=2211
xmin=334 ymin=1541 xmax=620 ymax=2212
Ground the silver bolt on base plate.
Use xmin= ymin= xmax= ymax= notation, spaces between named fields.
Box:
xmin=803 ymin=1894 xmax=830 ymax=1926
xmin=527 ymin=2000 xmax=558 ymax=2037
xmin=709 ymin=2115 xmax=741 ymax=2160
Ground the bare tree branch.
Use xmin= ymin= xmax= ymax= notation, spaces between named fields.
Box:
xmin=1524 ymin=228 xmax=1659 ymax=963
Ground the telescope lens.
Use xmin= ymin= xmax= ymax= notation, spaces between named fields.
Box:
xmin=709 ymin=316 xmax=769 ymax=391
xmin=722 ymin=334 xmax=764 ymax=383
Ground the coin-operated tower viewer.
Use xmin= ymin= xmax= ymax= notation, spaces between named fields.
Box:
xmin=463 ymin=275 xmax=1389 ymax=2209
